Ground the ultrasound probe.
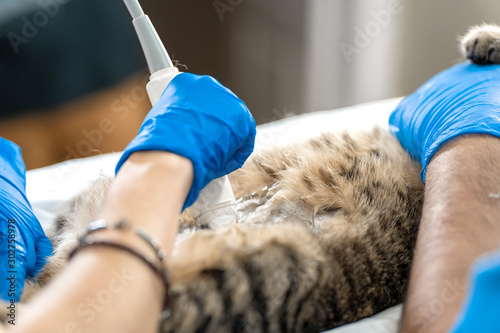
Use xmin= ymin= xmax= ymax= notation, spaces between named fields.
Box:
xmin=122 ymin=0 xmax=238 ymax=228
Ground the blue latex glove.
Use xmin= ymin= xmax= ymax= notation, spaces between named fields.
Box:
xmin=450 ymin=250 xmax=500 ymax=333
xmin=115 ymin=73 xmax=256 ymax=210
xmin=390 ymin=62 xmax=500 ymax=332
xmin=389 ymin=62 xmax=500 ymax=182
xmin=0 ymin=138 xmax=53 ymax=302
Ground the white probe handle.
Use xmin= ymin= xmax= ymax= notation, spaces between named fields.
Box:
xmin=146 ymin=67 xmax=179 ymax=105
xmin=146 ymin=68 xmax=237 ymax=227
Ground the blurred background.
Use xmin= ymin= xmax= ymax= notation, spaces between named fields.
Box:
xmin=1 ymin=0 xmax=499 ymax=169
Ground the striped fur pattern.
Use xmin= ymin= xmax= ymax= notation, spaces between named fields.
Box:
xmin=162 ymin=128 xmax=423 ymax=332
xmin=3 ymin=23 xmax=500 ymax=331
xmin=16 ymin=128 xmax=424 ymax=332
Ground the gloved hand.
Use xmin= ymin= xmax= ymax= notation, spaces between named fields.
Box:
xmin=0 ymin=138 xmax=53 ymax=302
xmin=450 ymin=250 xmax=500 ymax=333
xmin=389 ymin=62 xmax=500 ymax=182
xmin=115 ymin=73 xmax=256 ymax=210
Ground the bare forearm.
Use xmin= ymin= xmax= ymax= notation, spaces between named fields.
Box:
xmin=11 ymin=152 xmax=193 ymax=333
xmin=401 ymin=135 xmax=500 ymax=333
xmin=97 ymin=151 xmax=194 ymax=255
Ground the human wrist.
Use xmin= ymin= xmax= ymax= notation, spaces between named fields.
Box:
xmin=427 ymin=134 xmax=500 ymax=198
xmin=100 ymin=151 xmax=193 ymax=253
xmin=118 ymin=151 xmax=193 ymax=182
xmin=116 ymin=151 xmax=194 ymax=207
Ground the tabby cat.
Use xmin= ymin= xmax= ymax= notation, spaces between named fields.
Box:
xmin=3 ymin=23 xmax=500 ymax=332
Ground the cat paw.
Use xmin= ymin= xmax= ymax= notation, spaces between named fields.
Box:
xmin=460 ymin=24 xmax=500 ymax=64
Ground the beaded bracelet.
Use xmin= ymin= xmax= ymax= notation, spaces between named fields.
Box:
xmin=68 ymin=219 xmax=171 ymax=312
xmin=82 ymin=219 xmax=167 ymax=262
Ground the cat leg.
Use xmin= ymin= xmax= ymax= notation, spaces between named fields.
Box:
xmin=460 ymin=23 xmax=500 ymax=64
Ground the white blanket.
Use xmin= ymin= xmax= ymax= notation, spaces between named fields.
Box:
xmin=26 ymin=97 xmax=404 ymax=333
